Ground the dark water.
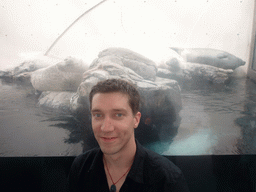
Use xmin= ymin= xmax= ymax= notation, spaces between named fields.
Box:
xmin=149 ymin=78 xmax=256 ymax=155
xmin=0 ymin=77 xmax=256 ymax=156
xmin=0 ymin=81 xmax=83 ymax=156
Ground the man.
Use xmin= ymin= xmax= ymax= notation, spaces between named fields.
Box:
xmin=68 ymin=78 xmax=189 ymax=192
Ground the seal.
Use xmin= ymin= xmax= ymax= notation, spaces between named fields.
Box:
xmin=30 ymin=57 xmax=88 ymax=92
xmin=170 ymin=47 xmax=245 ymax=70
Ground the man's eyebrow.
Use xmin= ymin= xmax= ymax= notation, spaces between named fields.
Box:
xmin=91 ymin=109 xmax=101 ymax=113
xmin=112 ymin=108 xmax=127 ymax=111
xmin=112 ymin=109 xmax=129 ymax=114
xmin=91 ymin=108 xmax=127 ymax=112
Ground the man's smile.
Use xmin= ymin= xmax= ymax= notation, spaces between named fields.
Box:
xmin=101 ymin=137 xmax=117 ymax=142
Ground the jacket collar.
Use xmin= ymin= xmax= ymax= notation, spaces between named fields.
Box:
xmin=127 ymin=139 xmax=146 ymax=184
xmin=88 ymin=148 xmax=104 ymax=176
xmin=87 ymin=139 xmax=155 ymax=185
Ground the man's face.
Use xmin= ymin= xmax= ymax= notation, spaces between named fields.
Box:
xmin=91 ymin=92 xmax=141 ymax=156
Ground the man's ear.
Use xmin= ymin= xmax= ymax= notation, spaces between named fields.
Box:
xmin=134 ymin=112 xmax=141 ymax=128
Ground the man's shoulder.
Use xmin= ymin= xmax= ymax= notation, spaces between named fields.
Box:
xmin=72 ymin=148 xmax=100 ymax=168
xmin=77 ymin=147 xmax=100 ymax=158
xmin=141 ymin=147 xmax=190 ymax=192
xmin=141 ymin=145 xmax=183 ymax=182
xmin=144 ymin=146 xmax=180 ymax=169
xmin=69 ymin=148 xmax=103 ymax=191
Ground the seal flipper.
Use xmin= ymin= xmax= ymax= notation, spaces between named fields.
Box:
xmin=217 ymin=53 xmax=229 ymax=60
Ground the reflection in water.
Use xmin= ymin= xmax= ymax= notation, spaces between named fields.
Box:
xmin=146 ymin=77 xmax=256 ymax=155
xmin=150 ymin=129 xmax=217 ymax=155
xmin=41 ymin=114 xmax=98 ymax=152
xmin=0 ymin=81 xmax=83 ymax=156
xmin=0 ymin=77 xmax=256 ymax=156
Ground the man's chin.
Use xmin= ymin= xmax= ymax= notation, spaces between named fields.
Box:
xmin=99 ymin=143 xmax=120 ymax=155
xmin=101 ymin=148 xmax=119 ymax=156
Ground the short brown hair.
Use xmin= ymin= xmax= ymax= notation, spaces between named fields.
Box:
xmin=89 ymin=79 xmax=140 ymax=115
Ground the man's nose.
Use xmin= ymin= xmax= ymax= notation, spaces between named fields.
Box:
xmin=101 ymin=116 xmax=114 ymax=132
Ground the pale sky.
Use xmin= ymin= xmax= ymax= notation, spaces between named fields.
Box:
xmin=0 ymin=0 xmax=254 ymax=70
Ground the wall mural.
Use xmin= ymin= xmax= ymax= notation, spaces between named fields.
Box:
xmin=1 ymin=0 xmax=256 ymax=156
xmin=1 ymin=46 xmax=256 ymax=156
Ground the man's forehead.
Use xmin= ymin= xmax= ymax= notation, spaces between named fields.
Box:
xmin=91 ymin=92 xmax=130 ymax=107
xmin=92 ymin=92 xmax=129 ymax=101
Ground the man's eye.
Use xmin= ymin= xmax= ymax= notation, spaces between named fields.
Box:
xmin=93 ymin=114 xmax=102 ymax=118
xmin=116 ymin=113 xmax=123 ymax=117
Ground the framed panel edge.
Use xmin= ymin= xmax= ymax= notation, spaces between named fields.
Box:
xmin=248 ymin=0 xmax=256 ymax=81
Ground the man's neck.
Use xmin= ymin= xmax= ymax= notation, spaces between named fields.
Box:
xmin=103 ymin=140 xmax=136 ymax=170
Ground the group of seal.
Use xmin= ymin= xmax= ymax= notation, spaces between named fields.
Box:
xmin=0 ymin=47 xmax=246 ymax=142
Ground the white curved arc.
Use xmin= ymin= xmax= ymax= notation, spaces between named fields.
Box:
xmin=45 ymin=0 xmax=108 ymax=56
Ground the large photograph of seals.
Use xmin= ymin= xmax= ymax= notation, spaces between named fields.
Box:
xmin=1 ymin=0 xmax=256 ymax=156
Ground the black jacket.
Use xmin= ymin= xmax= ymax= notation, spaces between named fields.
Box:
xmin=68 ymin=140 xmax=189 ymax=192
